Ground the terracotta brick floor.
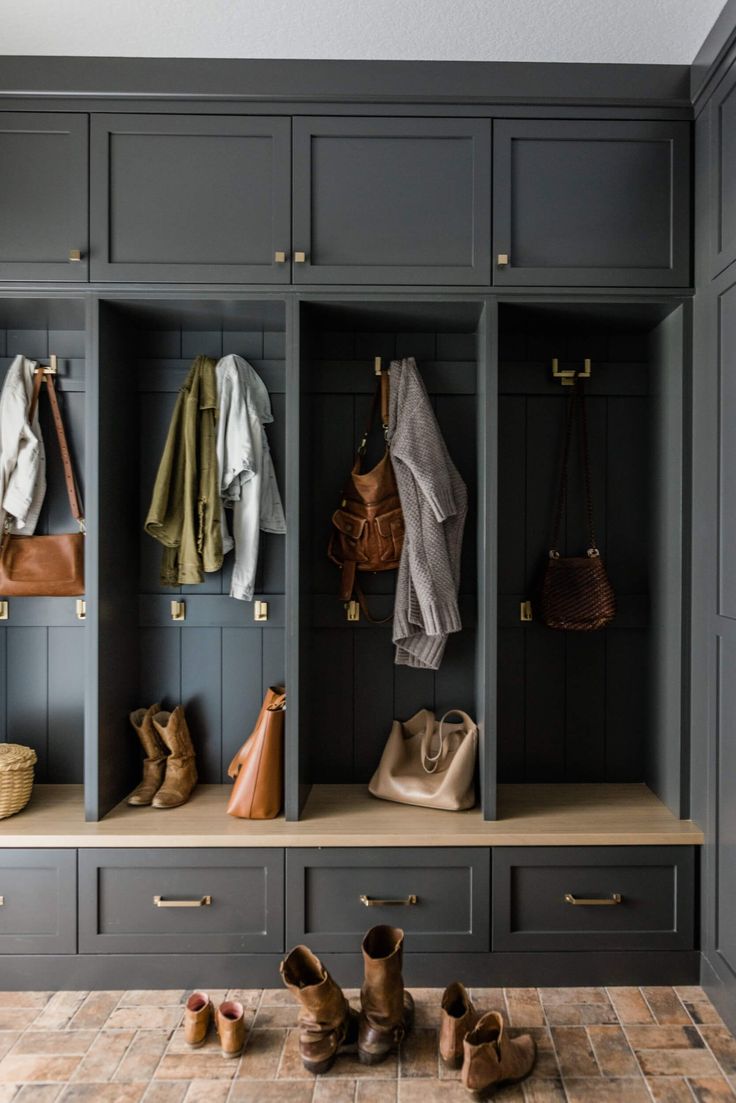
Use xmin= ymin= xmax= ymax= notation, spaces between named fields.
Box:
xmin=0 ymin=986 xmax=732 ymax=1101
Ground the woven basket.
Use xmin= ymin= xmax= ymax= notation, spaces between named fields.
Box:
xmin=0 ymin=743 xmax=37 ymax=819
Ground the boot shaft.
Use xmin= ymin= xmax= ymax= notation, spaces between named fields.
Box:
xmin=129 ymin=703 xmax=166 ymax=761
xmin=281 ymin=945 xmax=348 ymax=1028
xmin=361 ymin=925 xmax=406 ymax=1027
xmin=153 ymin=706 xmax=196 ymax=760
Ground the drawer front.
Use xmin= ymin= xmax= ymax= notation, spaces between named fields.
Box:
xmin=0 ymin=849 xmax=76 ymax=954
xmin=287 ymin=848 xmax=489 ymax=952
xmin=78 ymin=848 xmax=284 ymax=954
xmin=493 ymin=846 xmax=694 ymax=952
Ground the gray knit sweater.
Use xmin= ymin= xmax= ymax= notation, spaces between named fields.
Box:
xmin=388 ymin=358 xmax=468 ymax=670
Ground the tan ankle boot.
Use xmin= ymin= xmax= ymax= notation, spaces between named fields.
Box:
xmin=358 ymin=925 xmax=414 ymax=1065
xmin=440 ymin=981 xmax=478 ymax=1069
xmin=127 ymin=703 xmax=166 ymax=806
xmin=215 ymin=999 xmax=245 ymax=1058
xmin=280 ymin=945 xmax=358 ymax=1074
xmin=461 ymin=1010 xmax=536 ymax=1097
xmin=151 ymin=706 xmax=198 ymax=809
xmin=184 ymin=991 xmax=212 ymax=1048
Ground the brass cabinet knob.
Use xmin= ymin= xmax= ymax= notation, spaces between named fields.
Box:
xmin=68 ymin=249 xmax=82 ymax=262
xmin=497 ymin=253 xmax=509 ymax=267
xmin=274 ymin=251 xmax=287 ymax=263
xmin=294 ymin=251 xmax=307 ymax=263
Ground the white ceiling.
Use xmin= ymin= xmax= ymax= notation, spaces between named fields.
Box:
xmin=0 ymin=0 xmax=727 ymax=64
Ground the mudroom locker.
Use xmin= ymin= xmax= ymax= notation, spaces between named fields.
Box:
xmin=0 ymin=51 xmax=728 ymax=1017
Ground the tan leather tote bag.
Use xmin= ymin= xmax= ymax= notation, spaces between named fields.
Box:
xmin=226 ymin=687 xmax=286 ymax=819
xmin=0 ymin=369 xmax=85 ymax=597
xmin=369 ymin=708 xmax=478 ymax=811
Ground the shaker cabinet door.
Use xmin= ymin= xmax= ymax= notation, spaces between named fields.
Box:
xmin=90 ymin=114 xmax=291 ymax=283
xmin=292 ymin=117 xmax=490 ymax=284
xmin=709 ymin=65 xmax=736 ymax=278
xmin=493 ymin=119 xmax=690 ymax=287
xmin=0 ymin=113 xmax=88 ymax=281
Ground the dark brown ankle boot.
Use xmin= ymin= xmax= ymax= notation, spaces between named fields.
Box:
xmin=151 ymin=706 xmax=197 ymax=809
xmin=440 ymin=981 xmax=478 ymax=1069
xmin=280 ymin=945 xmax=358 ymax=1074
xmin=358 ymin=925 xmax=414 ymax=1065
xmin=461 ymin=1010 xmax=536 ymax=1098
xmin=127 ymin=703 xmax=166 ymax=806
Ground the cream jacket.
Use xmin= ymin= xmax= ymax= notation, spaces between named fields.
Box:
xmin=0 ymin=355 xmax=46 ymax=534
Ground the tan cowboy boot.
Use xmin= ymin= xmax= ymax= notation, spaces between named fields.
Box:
xmin=127 ymin=703 xmax=166 ymax=806
xmin=184 ymin=991 xmax=212 ymax=1048
xmin=151 ymin=706 xmax=198 ymax=809
xmin=280 ymin=945 xmax=358 ymax=1074
xmin=461 ymin=1010 xmax=536 ymax=1097
xmin=215 ymin=999 xmax=246 ymax=1058
xmin=440 ymin=981 xmax=478 ymax=1069
xmin=358 ymin=925 xmax=414 ymax=1065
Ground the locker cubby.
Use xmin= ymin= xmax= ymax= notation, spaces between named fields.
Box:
xmin=496 ymin=301 xmax=689 ymax=818
xmin=0 ymin=297 xmax=87 ymax=785
xmin=93 ymin=297 xmax=287 ymax=819
xmin=292 ymin=298 xmax=492 ymax=817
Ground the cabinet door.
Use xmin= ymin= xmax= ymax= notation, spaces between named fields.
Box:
xmin=0 ymin=113 xmax=88 ymax=281
xmin=0 ymin=850 xmax=77 ymax=954
xmin=710 ymin=66 xmax=736 ymax=278
xmin=90 ymin=115 xmax=291 ymax=283
xmin=292 ymin=117 xmax=490 ymax=284
xmin=493 ymin=120 xmax=690 ymax=287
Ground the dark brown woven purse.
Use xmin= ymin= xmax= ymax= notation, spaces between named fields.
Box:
xmin=540 ymin=383 xmax=615 ymax=631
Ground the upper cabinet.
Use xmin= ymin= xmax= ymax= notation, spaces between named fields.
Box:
xmin=90 ymin=114 xmax=291 ymax=283
xmin=0 ymin=114 xmax=88 ymax=281
xmin=493 ymin=120 xmax=691 ymax=287
xmin=292 ymin=117 xmax=491 ymax=285
xmin=709 ymin=66 xmax=736 ymax=279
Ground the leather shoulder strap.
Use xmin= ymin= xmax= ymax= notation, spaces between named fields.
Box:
xmin=29 ymin=372 xmax=84 ymax=527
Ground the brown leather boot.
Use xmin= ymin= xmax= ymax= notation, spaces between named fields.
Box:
xmin=461 ymin=1010 xmax=536 ymax=1098
xmin=215 ymin=999 xmax=246 ymax=1058
xmin=184 ymin=991 xmax=212 ymax=1048
xmin=127 ymin=703 xmax=166 ymax=806
xmin=280 ymin=945 xmax=358 ymax=1074
xmin=358 ymin=925 xmax=414 ymax=1065
xmin=440 ymin=981 xmax=478 ymax=1069
xmin=151 ymin=706 xmax=198 ymax=809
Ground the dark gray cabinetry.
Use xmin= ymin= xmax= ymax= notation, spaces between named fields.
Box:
xmin=493 ymin=846 xmax=694 ymax=952
xmin=709 ymin=66 xmax=736 ymax=278
xmin=90 ymin=115 xmax=291 ymax=283
xmin=78 ymin=848 xmax=284 ymax=953
xmin=0 ymin=850 xmax=76 ymax=954
xmin=493 ymin=120 xmax=691 ymax=287
xmin=286 ymin=847 xmax=490 ymax=952
xmin=292 ymin=117 xmax=491 ymax=285
xmin=0 ymin=114 xmax=88 ymax=282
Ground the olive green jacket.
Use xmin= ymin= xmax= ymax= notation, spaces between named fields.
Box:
xmin=144 ymin=355 xmax=223 ymax=585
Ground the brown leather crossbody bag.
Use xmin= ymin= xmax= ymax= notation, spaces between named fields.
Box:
xmin=540 ymin=383 xmax=615 ymax=631
xmin=327 ymin=374 xmax=404 ymax=621
xmin=0 ymin=370 xmax=85 ymax=597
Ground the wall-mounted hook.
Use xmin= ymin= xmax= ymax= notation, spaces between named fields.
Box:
xmin=254 ymin=600 xmax=269 ymax=622
xmin=374 ymin=356 xmax=382 ymax=377
xmin=345 ymin=600 xmax=360 ymax=622
xmin=0 ymin=601 xmax=8 ymax=621
xmin=75 ymin=599 xmax=86 ymax=621
xmin=552 ymin=358 xmax=592 ymax=387
xmin=36 ymin=354 xmax=58 ymax=376
xmin=170 ymin=600 xmax=186 ymax=622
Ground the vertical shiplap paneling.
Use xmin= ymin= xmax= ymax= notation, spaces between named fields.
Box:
xmin=47 ymin=626 xmax=85 ymax=783
xmin=138 ymin=627 xmax=181 ymax=712
xmin=353 ymin=628 xmax=395 ymax=780
xmin=6 ymin=627 xmax=48 ymax=779
xmin=181 ymin=626 xmax=222 ymax=782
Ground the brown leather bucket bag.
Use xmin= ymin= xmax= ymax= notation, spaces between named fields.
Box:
xmin=226 ymin=687 xmax=286 ymax=819
xmin=0 ymin=370 xmax=85 ymax=597
xmin=540 ymin=383 xmax=615 ymax=631
xmin=328 ymin=375 xmax=404 ymax=620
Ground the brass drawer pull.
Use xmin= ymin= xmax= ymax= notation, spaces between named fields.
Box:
xmin=564 ymin=893 xmax=622 ymax=906
xmin=360 ymin=894 xmax=417 ymax=907
xmin=153 ymin=895 xmax=212 ymax=908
